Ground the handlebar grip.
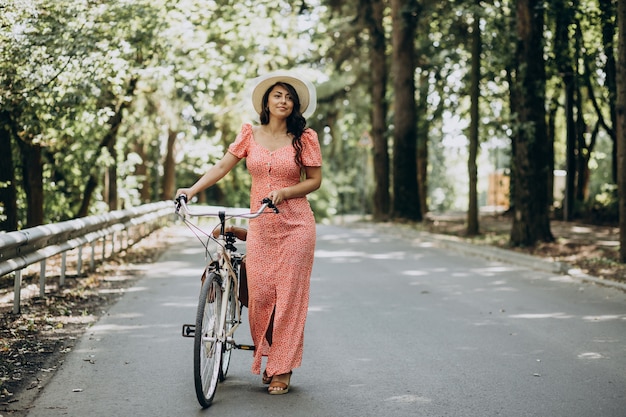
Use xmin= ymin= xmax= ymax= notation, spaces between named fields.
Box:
xmin=174 ymin=194 xmax=188 ymax=212
xmin=261 ymin=198 xmax=279 ymax=214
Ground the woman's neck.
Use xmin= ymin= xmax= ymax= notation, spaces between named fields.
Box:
xmin=265 ymin=119 xmax=288 ymax=137
xmin=265 ymin=119 xmax=287 ymax=135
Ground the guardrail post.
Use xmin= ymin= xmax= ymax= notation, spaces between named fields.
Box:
xmin=90 ymin=241 xmax=96 ymax=270
xmin=13 ymin=270 xmax=22 ymax=314
xmin=120 ymin=229 xmax=128 ymax=250
xmin=77 ymin=246 xmax=83 ymax=275
xmin=60 ymin=252 xmax=67 ymax=286
xmin=39 ymin=259 xmax=46 ymax=297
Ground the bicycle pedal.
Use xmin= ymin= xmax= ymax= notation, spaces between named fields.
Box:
xmin=182 ymin=324 xmax=195 ymax=337
xmin=235 ymin=344 xmax=255 ymax=351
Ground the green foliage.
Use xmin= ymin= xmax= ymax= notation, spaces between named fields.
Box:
xmin=586 ymin=184 xmax=618 ymax=225
xmin=0 ymin=0 xmax=619 ymax=229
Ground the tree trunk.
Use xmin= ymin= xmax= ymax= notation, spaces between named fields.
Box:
xmin=391 ymin=0 xmax=421 ymax=221
xmin=416 ymin=71 xmax=429 ymax=216
xmin=107 ymin=137 xmax=118 ymax=210
xmin=17 ymin=139 xmax=44 ymax=227
xmin=161 ymin=129 xmax=177 ymax=201
xmin=507 ymin=66 xmax=517 ymax=214
xmin=616 ymin=0 xmax=626 ymax=262
xmin=135 ymin=142 xmax=152 ymax=203
xmin=364 ymin=0 xmax=390 ymax=221
xmin=547 ymin=96 xmax=558 ymax=208
xmin=552 ymin=0 xmax=576 ymax=219
xmin=467 ymin=1 xmax=481 ymax=236
xmin=0 ymin=111 xmax=18 ymax=231
xmin=510 ymin=0 xmax=553 ymax=246
xmin=599 ymin=0 xmax=617 ymax=183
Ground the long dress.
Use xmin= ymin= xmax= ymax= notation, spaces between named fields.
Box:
xmin=227 ymin=123 xmax=322 ymax=376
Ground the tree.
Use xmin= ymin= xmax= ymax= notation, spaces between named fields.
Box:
xmin=0 ymin=111 xmax=18 ymax=231
xmin=467 ymin=0 xmax=482 ymax=236
xmin=2 ymin=0 xmax=619 ymax=241
xmin=599 ymin=0 xmax=617 ymax=184
xmin=391 ymin=0 xmax=422 ymax=221
xmin=0 ymin=1 xmax=89 ymax=227
xmin=551 ymin=0 xmax=576 ymax=220
xmin=363 ymin=0 xmax=391 ymax=220
xmin=509 ymin=0 xmax=553 ymax=245
xmin=617 ymin=0 xmax=626 ymax=262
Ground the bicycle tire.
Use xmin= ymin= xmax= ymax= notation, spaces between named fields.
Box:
xmin=219 ymin=279 xmax=236 ymax=381
xmin=193 ymin=273 xmax=223 ymax=408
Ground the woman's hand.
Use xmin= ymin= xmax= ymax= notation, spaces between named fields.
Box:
xmin=268 ymin=188 xmax=288 ymax=205
xmin=175 ymin=188 xmax=194 ymax=201
xmin=267 ymin=166 xmax=322 ymax=205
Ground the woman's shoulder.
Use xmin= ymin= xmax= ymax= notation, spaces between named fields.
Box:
xmin=229 ymin=123 xmax=255 ymax=157
xmin=241 ymin=123 xmax=254 ymax=137
xmin=302 ymin=127 xmax=318 ymax=142
xmin=300 ymin=127 xmax=322 ymax=165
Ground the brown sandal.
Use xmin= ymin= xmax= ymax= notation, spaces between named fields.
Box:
xmin=268 ymin=372 xmax=291 ymax=395
xmin=262 ymin=370 xmax=271 ymax=385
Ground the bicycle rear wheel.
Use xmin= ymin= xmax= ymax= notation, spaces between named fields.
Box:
xmin=193 ymin=273 xmax=223 ymax=408
xmin=219 ymin=280 xmax=236 ymax=380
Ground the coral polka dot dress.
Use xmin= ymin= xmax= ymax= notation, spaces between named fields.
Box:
xmin=228 ymin=123 xmax=322 ymax=377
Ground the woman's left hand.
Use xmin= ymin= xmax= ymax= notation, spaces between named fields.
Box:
xmin=269 ymin=189 xmax=287 ymax=205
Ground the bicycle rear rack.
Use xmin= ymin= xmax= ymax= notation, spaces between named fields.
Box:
xmin=181 ymin=324 xmax=255 ymax=350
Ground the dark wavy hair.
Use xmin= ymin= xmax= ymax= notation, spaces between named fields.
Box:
xmin=259 ymin=82 xmax=307 ymax=167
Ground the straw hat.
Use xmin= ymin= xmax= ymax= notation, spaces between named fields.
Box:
xmin=251 ymin=70 xmax=317 ymax=118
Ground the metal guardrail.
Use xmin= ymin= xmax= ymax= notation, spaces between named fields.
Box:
xmin=0 ymin=201 xmax=173 ymax=314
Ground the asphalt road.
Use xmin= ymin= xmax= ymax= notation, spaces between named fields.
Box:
xmin=25 ymin=223 xmax=626 ymax=417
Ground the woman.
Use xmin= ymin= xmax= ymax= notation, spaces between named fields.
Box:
xmin=175 ymin=70 xmax=322 ymax=395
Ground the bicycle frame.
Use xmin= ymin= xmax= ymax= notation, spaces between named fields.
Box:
xmin=176 ymin=196 xmax=278 ymax=350
xmin=207 ymin=247 xmax=242 ymax=347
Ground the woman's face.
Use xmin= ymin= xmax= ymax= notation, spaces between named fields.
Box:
xmin=266 ymin=85 xmax=294 ymax=119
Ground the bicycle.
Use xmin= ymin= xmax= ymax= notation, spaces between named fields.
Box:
xmin=174 ymin=195 xmax=279 ymax=408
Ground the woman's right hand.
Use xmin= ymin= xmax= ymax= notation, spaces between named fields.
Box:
xmin=175 ymin=188 xmax=194 ymax=201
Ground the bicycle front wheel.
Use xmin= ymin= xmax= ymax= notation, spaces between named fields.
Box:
xmin=193 ymin=273 xmax=223 ymax=408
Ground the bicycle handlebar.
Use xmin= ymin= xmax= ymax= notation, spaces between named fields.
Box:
xmin=174 ymin=194 xmax=279 ymax=218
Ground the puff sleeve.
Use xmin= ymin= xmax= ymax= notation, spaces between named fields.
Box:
xmin=228 ymin=123 xmax=253 ymax=159
xmin=301 ymin=128 xmax=322 ymax=167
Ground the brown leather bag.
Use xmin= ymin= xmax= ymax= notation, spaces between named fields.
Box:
xmin=238 ymin=257 xmax=249 ymax=307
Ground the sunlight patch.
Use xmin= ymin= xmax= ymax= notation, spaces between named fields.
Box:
xmin=384 ymin=395 xmax=432 ymax=404
xmin=308 ymin=305 xmax=330 ymax=312
xmin=99 ymin=286 xmax=148 ymax=294
xmin=509 ymin=312 xmax=573 ymax=319
xmin=403 ymin=270 xmax=428 ymax=277
xmin=578 ymin=352 xmax=604 ymax=359
xmin=583 ymin=315 xmax=626 ymax=322
xmin=413 ymin=241 xmax=436 ymax=248
xmin=370 ymin=251 xmax=406 ymax=260
xmin=314 ymin=249 xmax=365 ymax=258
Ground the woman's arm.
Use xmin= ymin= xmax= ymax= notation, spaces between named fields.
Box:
xmin=269 ymin=166 xmax=322 ymax=205
xmin=175 ymin=152 xmax=241 ymax=200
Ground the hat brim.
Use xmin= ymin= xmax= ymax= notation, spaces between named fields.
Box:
xmin=251 ymin=70 xmax=317 ymax=118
